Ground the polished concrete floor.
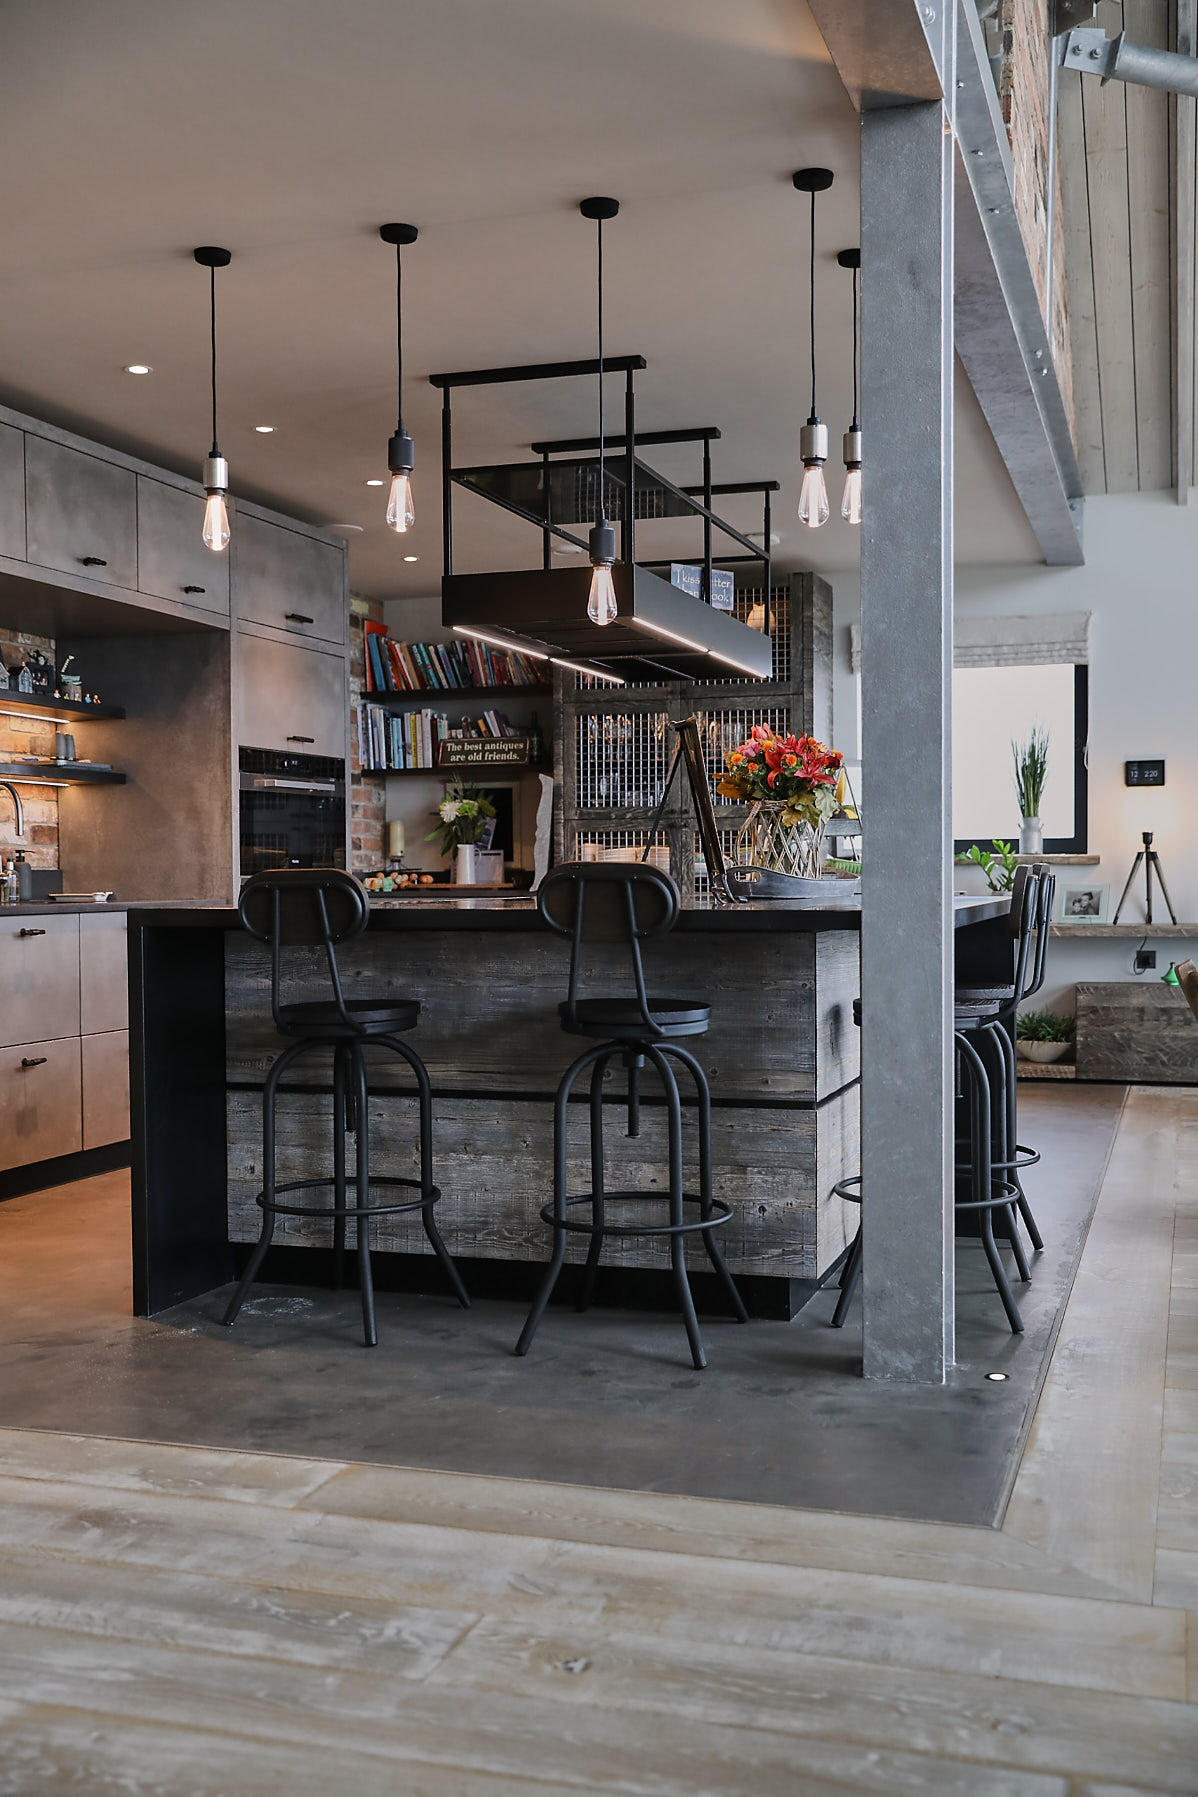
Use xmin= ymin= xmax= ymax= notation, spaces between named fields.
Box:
xmin=0 ymin=1085 xmax=1193 ymax=1794
xmin=0 ymin=1086 xmax=1121 ymax=1524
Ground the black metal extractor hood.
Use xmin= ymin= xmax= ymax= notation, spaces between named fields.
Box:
xmin=442 ymin=563 xmax=773 ymax=682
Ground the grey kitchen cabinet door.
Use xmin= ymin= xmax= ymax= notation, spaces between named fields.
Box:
xmin=136 ymin=476 xmax=231 ymax=614
xmin=82 ymin=1029 xmax=130 ymax=1149
xmin=0 ymin=914 xmax=80 ymax=1048
xmin=25 ymin=434 xmax=138 ymax=589
xmin=0 ymin=421 xmax=25 ymax=560
xmin=232 ymin=513 xmax=345 ymax=645
xmin=80 ymin=912 xmax=129 ymax=1036
xmin=236 ymin=630 xmax=347 ymax=760
xmin=0 ymin=1036 xmax=82 ymax=1168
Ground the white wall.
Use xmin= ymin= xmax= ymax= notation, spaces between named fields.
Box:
xmin=831 ymin=490 xmax=1198 ymax=1009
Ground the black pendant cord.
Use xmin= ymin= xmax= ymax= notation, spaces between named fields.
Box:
xmin=209 ymin=265 xmax=220 ymax=457
xmin=851 ymin=262 xmax=860 ymax=431
xmin=596 ymin=215 xmax=606 ymax=526
xmin=395 ymin=242 xmax=405 ymax=436
xmin=808 ymin=189 xmax=817 ymax=423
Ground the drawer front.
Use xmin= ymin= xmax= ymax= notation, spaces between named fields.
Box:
xmin=25 ymin=435 xmax=138 ymax=590
xmin=82 ymin=1029 xmax=130 ymax=1149
xmin=232 ymin=514 xmax=345 ymax=645
xmin=80 ymin=912 xmax=128 ymax=1035
xmin=0 ymin=421 xmax=25 ymax=560
xmin=237 ymin=631 xmax=347 ymax=761
xmin=0 ymin=1036 xmax=82 ymax=1169
xmin=136 ymin=476 xmax=231 ymax=614
xmin=0 ymin=915 xmax=80 ymax=1047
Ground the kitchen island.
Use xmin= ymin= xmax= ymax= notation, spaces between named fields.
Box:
xmin=128 ymin=892 xmax=1011 ymax=1320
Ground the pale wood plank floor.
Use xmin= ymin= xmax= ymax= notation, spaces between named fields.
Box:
xmin=0 ymin=1087 xmax=1195 ymax=1795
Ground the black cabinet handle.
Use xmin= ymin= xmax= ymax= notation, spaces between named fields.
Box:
xmin=20 ymin=1057 xmax=47 ymax=1069
xmin=80 ymin=556 xmax=108 ymax=567
xmin=18 ymin=928 xmax=46 ymax=938
xmin=286 ymin=735 xmax=315 ymax=744
xmin=284 ymin=612 xmax=314 ymax=624
xmin=182 ymin=584 xmax=206 ymax=595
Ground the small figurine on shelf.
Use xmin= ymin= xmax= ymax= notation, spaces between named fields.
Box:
xmin=16 ymin=664 xmax=33 ymax=694
xmin=59 ymin=656 xmax=83 ymax=703
xmin=25 ymin=651 xmax=53 ymax=694
xmin=0 ymin=664 xmax=8 ymax=691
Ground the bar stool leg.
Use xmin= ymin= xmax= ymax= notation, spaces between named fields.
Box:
xmin=666 ymin=1043 xmax=748 ymax=1324
xmin=515 ymin=1042 xmax=608 ymax=1356
xmin=332 ymin=1041 xmax=349 ymax=1291
xmin=577 ymin=1048 xmax=617 ymax=1313
xmin=352 ymin=1042 xmax=378 ymax=1347
xmin=958 ymin=1033 xmax=1023 ymax=1335
xmin=978 ymin=1025 xmax=1031 ymax=1285
xmin=223 ymin=1037 xmax=309 ymax=1327
xmin=831 ymin=1229 xmax=863 ymax=1328
xmin=997 ymin=1015 xmax=1044 ymax=1252
xmin=649 ymin=1046 xmax=706 ymax=1370
xmin=380 ymin=1034 xmax=470 ymax=1310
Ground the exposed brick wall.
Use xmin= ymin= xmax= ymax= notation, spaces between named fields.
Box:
xmin=348 ymin=593 xmax=385 ymax=874
xmin=999 ymin=0 xmax=1076 ymax=442
xmin=0 ymin=626 xmax=59 ymax=868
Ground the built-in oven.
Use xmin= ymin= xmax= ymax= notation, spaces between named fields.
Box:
xmin=239 ymin=747 xmax=346 ymax=879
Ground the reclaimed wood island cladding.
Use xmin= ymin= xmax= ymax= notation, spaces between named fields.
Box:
xmin=223 ymin=907 xmax=862 ymax=1291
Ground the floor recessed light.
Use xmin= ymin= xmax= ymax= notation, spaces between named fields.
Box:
xmin=124 ymin=364 xmax=152 ymax=375
xmin=364 ymin=478 xmax=385 ymax=487
xmin=254 ymin=424 xmax=275 ymax=434
xmin=985 ymin=1372 xmax=1009 ymax=1382
xmin=403 ymin=554 xmax=418 ymax=562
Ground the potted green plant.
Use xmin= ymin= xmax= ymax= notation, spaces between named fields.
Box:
xmin=1013 ymin=727 xmax=1049 ymax=856
xmin=1015 ymin=1008 xmax=1075 ymax=1064
xmin=955 ymin=838 xmax=1019 ymax=894
xmin=428 ymin=781 xmax=496 ymax=885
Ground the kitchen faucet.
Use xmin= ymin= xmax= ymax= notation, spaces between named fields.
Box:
xmin=0 ymin=780 xmax=25 ymax=839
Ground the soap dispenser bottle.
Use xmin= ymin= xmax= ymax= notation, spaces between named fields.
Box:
xmin=13 ymin=850 xmax=31 ymax=902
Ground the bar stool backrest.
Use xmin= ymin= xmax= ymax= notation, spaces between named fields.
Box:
xmin=538 ymin=861 xmax=681 ymax=1037
xmin=1007 ymin=866 xmax=1041 ymax=1001
xmin=1022 ymin=868 xmax=1056 ymax=1002
xmin=239 ymin=868 xmax=370 ymax=1032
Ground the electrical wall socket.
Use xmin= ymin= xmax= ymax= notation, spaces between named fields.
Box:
xmin=1135 ymin=949 xmax=1157 ymax=971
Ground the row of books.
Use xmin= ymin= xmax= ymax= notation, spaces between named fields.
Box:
xmin=363 ymin=625 xmax=544 ymax=694
xmin=358 ymin=705 xmax=524 ymax=773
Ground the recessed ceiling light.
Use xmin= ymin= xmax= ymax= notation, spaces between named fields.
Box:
xmin=985 ymin=1372 xmax=1009 ymax=1382
xmin=254 ymin=424 xmax=275 ymax=434
xmin=403 ymin=554 xmax=418 ymax=562
xmin=124 ymin=364 xmax=152 ymax=375
xmin=326 ymin=523 xmax=364 ymax=535
xmin=365 ymin=478 xmax=385 ymax=487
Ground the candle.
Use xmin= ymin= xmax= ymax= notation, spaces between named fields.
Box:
xmin=387 ymin=819 xmax=406 ymax=859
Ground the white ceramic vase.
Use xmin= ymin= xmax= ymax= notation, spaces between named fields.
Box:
xmin=1018 ymin=816 xmax=1042 ymax=855
xmin=455 ymin=842 xmax=477 ymax=885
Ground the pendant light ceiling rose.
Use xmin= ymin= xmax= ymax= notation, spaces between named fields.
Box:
xmin=793 ymin=168 xmax=833 ymax=194
xmin=836 ymin=247 xmax=860 ymax=270
xmin=579 ymin=196 xmax=619 ymax=222
xmin=379 ymin=222 xmax=418 ymax=247
xmin=193 ymin=246 xmax=231 ymax=269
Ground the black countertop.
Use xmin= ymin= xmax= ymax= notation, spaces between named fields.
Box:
xmin=125 ymin=893 xmax=1010 ymax=934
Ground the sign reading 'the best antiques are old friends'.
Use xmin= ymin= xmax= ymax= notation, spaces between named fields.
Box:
xmin=437 ymin=737 xmax=530 ymax=768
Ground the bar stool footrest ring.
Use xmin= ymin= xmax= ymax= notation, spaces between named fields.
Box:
xmin=254 ymin=1175 xmax=441 ymax=1221
xmin=953 ymin=1177 xmax=1022 ymax=1213
xmin=537 ymin=1190 xmax=734 ymax=1239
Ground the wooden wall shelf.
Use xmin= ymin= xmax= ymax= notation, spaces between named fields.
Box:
xmin=1050 ymin=923 xmax=1198 ymax=938
xmin=0 ymin=691 xmax=125 ymax=722
xmin=0 ymin=761 xmax=126 ymax=786
xmin=364 ymin=685 xmax=550 ymax=707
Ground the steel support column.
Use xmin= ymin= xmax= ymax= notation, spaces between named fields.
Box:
xmin=860 ymin=89 xmax=956 ymax=1383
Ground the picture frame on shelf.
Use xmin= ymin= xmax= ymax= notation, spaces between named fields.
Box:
xmin=1058 ymin=881 xmax=1110 ymax=924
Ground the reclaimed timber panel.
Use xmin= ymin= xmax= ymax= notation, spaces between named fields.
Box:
xmin=1075 ymin=981 xmax=1198 ymax=1083
xmin=1124 ymin=0 xmax=1173 ymax=493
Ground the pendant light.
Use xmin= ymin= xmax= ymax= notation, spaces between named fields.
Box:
xmin=838 ymin=247 xmax=862 ymax=525
xmin=193 ymin=247 xmax=232 ymax=552
xmin=379 ymin=222 xmax=418 ymax=533
xmin=580 ymin=196 xmax=619 ymax=626
xmin=792 ymin=169 xmax=833 ymax=530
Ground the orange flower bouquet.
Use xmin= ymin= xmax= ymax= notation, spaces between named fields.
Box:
xmin=718 ymin=727 xmax=845 ymax=878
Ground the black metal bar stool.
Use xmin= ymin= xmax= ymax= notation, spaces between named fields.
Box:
xmin=222 ymin=869 xmax=470 ymax=1345
xmin=514 ymin=861 xmax=748 ymax=1370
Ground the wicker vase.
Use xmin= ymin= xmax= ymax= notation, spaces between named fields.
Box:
xmin=733 ymin=801 xmax=826 ymax=878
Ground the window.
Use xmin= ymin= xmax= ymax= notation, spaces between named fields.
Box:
xmin=952 ymin=662 xmax=1088 ymax=854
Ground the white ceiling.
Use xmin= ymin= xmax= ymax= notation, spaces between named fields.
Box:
xmin=0 ymin=0 xmax=1039 ymax=600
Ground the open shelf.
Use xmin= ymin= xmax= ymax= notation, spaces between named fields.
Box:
xmin=1050 ymin=923 xmax=1198 ymax=938
xmin=0 ymin=691 xmax=125 ymax=723
xmin=363 ymin=685 xmax=550 ymax=706
xmin=0 ymin=761 xmax=126 ymax=786
xmin=379 ymin=764 xmax=536 ymax=775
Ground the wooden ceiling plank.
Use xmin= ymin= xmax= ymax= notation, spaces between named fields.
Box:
xmin=1058 ymin=64 xmax=1109 ymax=491
xmin=1082 ymin=59 xmax=1141 ymax=490
xmin=1124 ymin=0 xmax=1174 ymax=492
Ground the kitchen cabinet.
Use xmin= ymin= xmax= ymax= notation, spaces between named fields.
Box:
xmin=82 ymin=1029 xmax=130 ymax=1149
xmin=136 ymin=476 xmax=231 ymax=616
xmin=232 ymin=513 xmax=345 ymax=645
xmin=0 ymin=1036 xmax=82 ymax=1167
xmin=0 ymin=421 xmax=25 ymax=561
xmin=236 ymin=630 xmax=347 ymax=760
xmin=0 ymin=914 xmax=81 ymax=1047
xmin=80 ymin=911 xmax=129 ymax=1035
xmin=25 ymin=434 xmax=138 ymax=590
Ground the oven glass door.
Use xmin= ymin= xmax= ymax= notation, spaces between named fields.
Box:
xmin=239 ymin=780 xmax=346 ymax=876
